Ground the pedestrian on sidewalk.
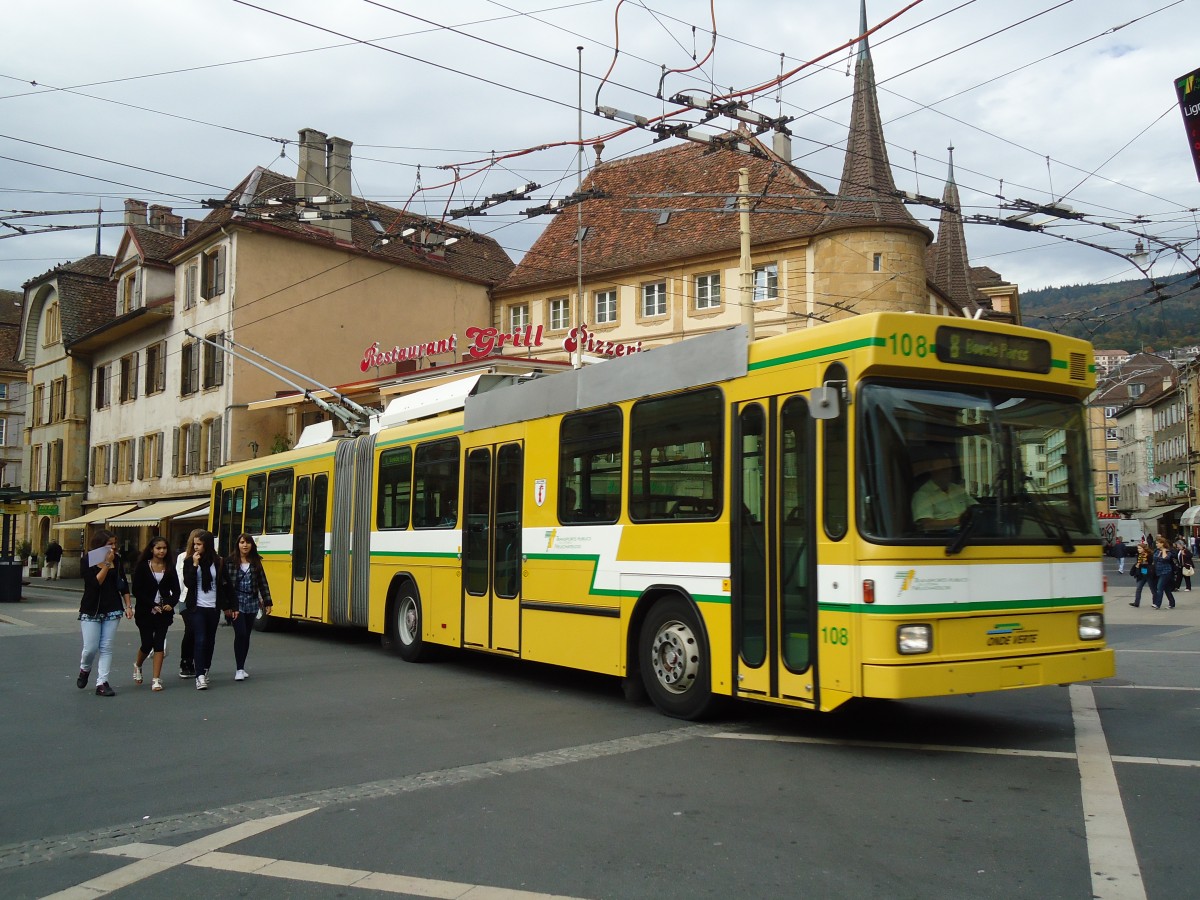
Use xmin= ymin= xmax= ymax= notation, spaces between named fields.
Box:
xmin=175 ymin=529 xmax=202 ymax=679
xmin=1151 ymin=535 xmax=1178 ymax=610
xmin=131 ymin=537 xmax=180 ymax=692
xmin=1130 ymin=540 xmax=1152 ymax=608
xmin=43 ymin=539 xmax=63 ymax=580
xmin=1114 ymin=536 xmax=1126 ymax=575
xmin=1175 ymin=540 xmax=1193 ymax=592
xmin=181 ymin=530 xmax=232 ymax=690
xmin=76 ymin=531 xmax=132 ymax=696
xmin=224 ymin=533 xmax=274 ymax=682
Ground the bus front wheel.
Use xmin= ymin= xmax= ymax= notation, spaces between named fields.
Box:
xmin=390 ymin=587 xmax=435 ymax=663
xmin=639 ymin=596 xmax=713 ymax=719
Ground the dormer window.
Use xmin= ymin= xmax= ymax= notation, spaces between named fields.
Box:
xmin=118 ymin=271 xmax=141 ymax=315
xmin=43 ymin=301 xmax=61 ymax=345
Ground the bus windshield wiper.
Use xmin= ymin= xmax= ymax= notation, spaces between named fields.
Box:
xmin=945 ymin=505 xmax=980 ymax=555
xmin=1020 ymin=479 xmax=1075 ymax=553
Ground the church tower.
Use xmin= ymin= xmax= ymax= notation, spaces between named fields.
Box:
xmin=812 ymin=1 xmax=933 ymax=318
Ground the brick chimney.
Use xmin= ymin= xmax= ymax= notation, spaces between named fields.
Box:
xmin=123 ymin=199 xmax=148 ymax=226
xmin=294 ymin=127 xmax=352 ymax=243
xmin=326 ymin=136 xmax=353 ymax=243
xmin=297 ymin=128 xmax=328 ymax=201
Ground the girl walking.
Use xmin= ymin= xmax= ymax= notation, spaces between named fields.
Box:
xmin=1152 ymin=535 xmax=1178 ymax=610
xmin=181 ymin=531 xmax=232 ymax=690
xmin=224 ymin=533 xmax=274 ymax=681
xmin=76 ymin=530 xmax=132 ymax=696
xmin=131 ymin=537 xmax=181 ymax=691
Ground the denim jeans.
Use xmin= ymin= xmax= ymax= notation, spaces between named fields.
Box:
xmin=191 ymin=607 xmax=221 ymax=676
xmin=232 ymin=611 xmax=254 ymax=670
xmin=1153 ymin=572 xmax=1177 ymax=608
xmin=80 ymin=616 xmax=121 ymax=685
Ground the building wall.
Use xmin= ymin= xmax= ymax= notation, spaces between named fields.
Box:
xmin=812 ymin=227 xmax=929 ymax=319
xmin=226 ymin=229 xmax=492 ymax=459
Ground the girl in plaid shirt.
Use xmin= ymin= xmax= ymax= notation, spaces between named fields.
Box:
xmin=223 ymin=533 xmax=274 ymax=682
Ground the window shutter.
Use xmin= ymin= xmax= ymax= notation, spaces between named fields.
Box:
xmin=130 ymin=352 xmax=138 ymax=400
xmin=172 ymin=427 xmax=180 ymax=477
xmin=156 ymin=431 xmax=164 ymax=478
xmin=156 ymin=344 xmax=166 ymax=391
xmin=89 ymin=447 xmax=97 ymax=487
xmin=187 ymin=425 xmax=200 ymax=475
xmin=209 ymin=415 xmax=222 ymax=469
xmin=137 ymin=436 xmax=145 ymax=481
xmin=95 ymin=370 xmax=103 ymax=409
xmin=189 ymin=344 xmax=200 ymax=394
xmin=214 ymin=246 xmax=226 ymax=294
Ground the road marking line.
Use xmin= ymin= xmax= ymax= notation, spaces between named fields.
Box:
xmin=712 ymin=731 xmax=1077 ymax=759
xmin=712 ymin=731 xmax=1200 ymax=768
xmin=0 ymin=614 xmax=37 ymax=627
xmin=2 ymin=725 xmax=714 ymax=872
xmin=1070 ymin=683 xmax=1146 ymax=900
xmin=40 ymin=808 xmax=316 ymax=900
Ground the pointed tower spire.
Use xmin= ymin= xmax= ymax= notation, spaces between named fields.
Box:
xmin=931 ymin=145 xmax=983 ymax=312
xmin=815 ymin=0 xmax=926 ymax=237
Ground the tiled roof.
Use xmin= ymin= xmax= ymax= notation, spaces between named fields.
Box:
xmin=23 ymin=253 xmax=114 ymax=287
xmin=499 ymin=134 xmax=833 ymax=292
xmin=128 ymin=225 xmax=185 ymax=266
xmin=0 ymin=323 xmax=22 ymax=373
xmin=813 ymin=38 xmax=928 ymax=239
xmin=928 ymin=154 xmax=984 ymax=312
xmin=20 ymin=254 xmax=117 ymax=346
xmin=175 ymin=168 xmax=514 ymax=287
xmin=0 ymin=289 xmax=22 ymax=326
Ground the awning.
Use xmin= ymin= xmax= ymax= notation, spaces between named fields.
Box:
xmin=52 ymin=504 xmax=138 ymax=529
xmin=173 ymin=505 xmax=210 ymax=521
xmin=1180 ymin=506 xmax=1200 ymax=527
xmin=105 ymin=498 xmax=209 ymax=526
xmin=1129 ymin=503 xmax=1187 ymax=522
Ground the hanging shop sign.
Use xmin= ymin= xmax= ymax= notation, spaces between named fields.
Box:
xmin=361 ymin=323 xmax=642 ymax=371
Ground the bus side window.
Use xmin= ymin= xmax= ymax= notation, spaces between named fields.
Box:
xmin=822 ymin=362 xmax=848 ymax=540
xmin=265 ymin=468 xmax=294 ymax=533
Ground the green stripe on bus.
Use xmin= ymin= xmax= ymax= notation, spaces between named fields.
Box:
xmin=375 ymin=425 xmax=462 ymax=449
xmin=820 ymin=595 xmax=1102 ymax=615
xmin=748 ymin=336 xmax=886 ymax=371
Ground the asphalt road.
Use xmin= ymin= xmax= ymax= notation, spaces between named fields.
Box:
xmin=1 ymin=560 xmax=1196 ymax=900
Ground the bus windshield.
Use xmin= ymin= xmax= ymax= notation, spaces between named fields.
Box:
xmin=858 ymin=381 xmax=1099 ymax=548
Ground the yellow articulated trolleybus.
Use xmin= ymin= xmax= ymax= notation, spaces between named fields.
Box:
xmin=211 ymin=312 xmax=1114 ymax=719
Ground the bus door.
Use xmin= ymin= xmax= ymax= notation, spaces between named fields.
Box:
xmin=733 ymin=396 xmax=817 ymax=705
xmin=290 ymin=473 xmax=329 ymax=621
xmin=461 ymin=442 xmax=523 ymax=654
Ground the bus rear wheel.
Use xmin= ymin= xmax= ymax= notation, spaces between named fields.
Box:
xmin=639 ymin=596 xmax=713 ymax=720
xmin=390 ymin=587 xmax=435 ymax=662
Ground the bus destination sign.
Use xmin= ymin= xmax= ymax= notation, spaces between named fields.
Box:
xmin=935 ymin=326 xmax=1052 ymax=374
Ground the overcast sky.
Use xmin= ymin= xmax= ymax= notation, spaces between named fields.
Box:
xmin=2 ymin=0 xmax=1198 ymax=299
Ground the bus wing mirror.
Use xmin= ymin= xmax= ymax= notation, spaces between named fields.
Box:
xmin=809 ymin=386 xmax=840 ymax=419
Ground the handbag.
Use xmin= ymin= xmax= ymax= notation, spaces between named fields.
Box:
xmin=1184 ymin=566 xmax=1195 ymax=577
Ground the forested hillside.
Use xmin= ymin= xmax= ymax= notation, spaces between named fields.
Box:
xmin=1020 ymin=274 xmax=1200 ymax=351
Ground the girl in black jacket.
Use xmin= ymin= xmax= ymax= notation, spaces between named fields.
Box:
xmin=131 ymin=536 xmax=181 ymax=692
xmin=181 ymin=530 xmax=233 ymax=690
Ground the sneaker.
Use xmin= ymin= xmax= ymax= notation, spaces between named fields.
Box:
xmin=77 ymin=668 xmax=90 ymax=689
xmin=235 ymin=669 xmax=248 ymax=681
xmin=133 ymin=666 xmax=143 ymax=685
xmin=151 ymin=678 xmax=163 ymax=692
xmin=179 ymin=662 xmax=195 ymax=679
xmin=1129 ymin=603 xmax=1139 ymax=607
xmin=95 ymin=682 xmax=115 ymax=697
xmin=196 ymin=674 xmax=208 ymax=690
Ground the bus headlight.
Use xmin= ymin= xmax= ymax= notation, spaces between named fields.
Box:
xmin=898 ymin=624 xmax=932 ymax=655
xmin=1078 ymin=614 xmax=1104 ymax=641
